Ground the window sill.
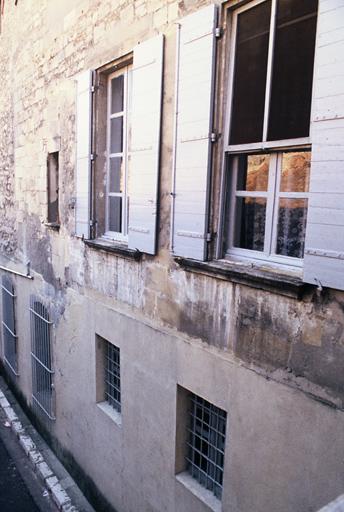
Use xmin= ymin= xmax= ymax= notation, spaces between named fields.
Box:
xmin=175 ymin=257 xmax=314 ymax=299
xmin=84 ymin=238 xmax=142 ymax=261
xmin=44 ymin=222 xmax=60 ymax=231
xmin=176 ymin=472 xmax=221 ymax=512
xmin=97 ymin=402 xmax=122 ymax=427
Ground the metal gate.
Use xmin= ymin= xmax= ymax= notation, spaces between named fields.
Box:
xmin=1 ymin=276 xmax=18 ymax=376
xmin=30 ymin=297 xmax=55 ymax=420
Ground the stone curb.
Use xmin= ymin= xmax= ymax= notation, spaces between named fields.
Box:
xmin=0 ymin=387 xmax=78 ymax=511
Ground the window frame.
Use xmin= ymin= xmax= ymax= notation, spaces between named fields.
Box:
xmin=47 ymin=151 xmax=59 ymax=226
xmin=225 ymin=150 xmax=310 ymax=268
xmin=217 ymin=0 xmax=318 ymax=269
xmin=223 ymin=0 xmax=312 ymax=154
xmin=103 ymin=64 xmax=132 ymax=243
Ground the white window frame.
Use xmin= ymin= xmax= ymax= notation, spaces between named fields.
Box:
xmin=226 ymin=151 xmax=310 ymax=268
xmin=104 ymin=65 xmax=132 ymax=242
xmin=223 ymin=0 xmax=312 ymax=154
xmin=220 ymin=0 xmax=317 ymax=268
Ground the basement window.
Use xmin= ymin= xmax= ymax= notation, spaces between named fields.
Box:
xmin=96 ymin=335 xmax=122 ymax=424
xmin=30 ymin=298 xmax=55 ymax=421
xmin=47 ymin=152 xmax=59 ymax=227
xmin=176 ymin=387 xmax=227 ymax=509
xmin=1 ymin=275 xmax=18 ymax=377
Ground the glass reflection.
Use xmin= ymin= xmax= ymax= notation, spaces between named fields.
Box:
xmin=276 ymin=198 xmax=308 ymax=258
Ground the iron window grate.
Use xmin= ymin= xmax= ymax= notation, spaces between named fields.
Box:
xmin=30 ymin=297 xmax=55 ymax=421
xmin=1 ymin=276 xmax=18 ymax=377
xmin=186 ymin=394 xmax=227 ymax=499
xmin=104 ymin=341 xmax=121 ymax=413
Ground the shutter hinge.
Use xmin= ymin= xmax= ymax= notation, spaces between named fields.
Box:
xmin=90 ymin=153 xmax=96 ymax=161
xmin=91 ymin=85 xmax=97 ymax=93
xmin=215 ymin=27 xmax=222 ymax=39
xmin=89 ymin=219 xmax=97 ymax=227
xmin=210 ymin=132 xmax=218 ymax=143
xmin=206 ymin=233 xmax=212 ymax=242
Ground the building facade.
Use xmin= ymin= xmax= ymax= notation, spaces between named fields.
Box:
xmin=0 ymin=1 xmax=344 ymax=511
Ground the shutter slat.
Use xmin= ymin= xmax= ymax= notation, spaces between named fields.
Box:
xmin=128 ymin=35 xmax=164 ymax=255
xmin=303 ymin=8 xmax=344 ymax=290
xmin=172 ymin=5 xmax=217 ymax=260
xmin=75 ymin=70 xmax=92 ymax=239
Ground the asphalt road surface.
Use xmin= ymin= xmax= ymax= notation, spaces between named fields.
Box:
xmin=0 ymin=434 xmax=40 ymax=511
xmin=0 ymin=409 xmax=57 ymax=512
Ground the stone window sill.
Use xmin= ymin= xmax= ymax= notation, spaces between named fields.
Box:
xmin=175 ymin=257 xmax=314 ymax=299
xmin=97 ymin=402 xmax=122 ymax=427
xmin=176 ymin=472 xmax=221 ymax=512
xmin=84 ymin=238 xmax=142 ymax=261
xmin=44 ymin=222 xmax=60 ymax=231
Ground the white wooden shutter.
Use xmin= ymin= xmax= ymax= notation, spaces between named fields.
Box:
xmin=303 ymin=4 xmax=344 ymax=290
xmin=75 ymin=70 xmax=92 ymax=239
xmin=128 ymin=35 xmax=164 ymax=254
xmin=171 ymin=5 xmax=218 ymax=260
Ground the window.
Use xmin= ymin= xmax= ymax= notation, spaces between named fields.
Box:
xmin=96 ymin=336 xmax=121 ymax=414
xmin=222 ymin=0 xmax=318 ymax=266
xmin=47 ymin=152 xmax=59 ymax=225
xmin=104 ymin=340 xmax=121 ymax=413
xmin=186 ymin=393 xmax=227 ymax=500
xmin=94 ymin=62 xmax=132 ymax=243
xmin=1 ymin=276 xmax=18 ymax=377
xmin=30 ymin=298 xmax=55 ymax=420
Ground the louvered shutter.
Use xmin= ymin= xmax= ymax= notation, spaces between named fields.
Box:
xmin=171 ymin=5 xmax=218 ymax=260
xmin=303 ymin=5 xmax=344 ymax=290
xmin=75 ymin=70 xmax=92 ymax=239
xmin=128 ymin=35 xmax=164 ymax=254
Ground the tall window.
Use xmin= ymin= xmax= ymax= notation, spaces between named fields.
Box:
xmin=105 ymin=65 xmax=132 ymax=241
xmin=223 ymin=0 xmax=318 ymax=266
xmin=47 ymin=151 xmax=59 ymax=225
xmin=30 ymin=298 xmax=55 ymax=420
xmin=186 ymin=394 xmax=227 ymax=499
xmin=1 ymin=276 xmax=18 ymax=376
xmin=103 ymin=339 xmax=121 ymax=413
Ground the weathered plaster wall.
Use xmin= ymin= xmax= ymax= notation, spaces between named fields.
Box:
xmin=0 ymin=1 xmax=344 ymax=511
xmin=0 ymin=0 xmax=343 ymax=403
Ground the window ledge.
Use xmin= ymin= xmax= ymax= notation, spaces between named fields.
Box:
xmin=97 ymin=402 xmax=122 ymax=427
xmin=175 ymin=257 xmax=314 ymax=299
xmin=44 ymin=222 xmax=60 ymax=231
xmin=85 ymin=238 xmax=142 ymax=261
xmin=176 ymin=472 xmax=221 ymax=512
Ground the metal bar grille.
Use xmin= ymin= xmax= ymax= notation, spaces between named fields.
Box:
xmin=1 ymin=276 xmax=18 ymax=376
xmin=104 ymin=340 xmax=121 ymax=413
xmin=186 ymin=394 xmax=227 ymax=499
xmin=30 ymin=297 xmax=55 ymax=421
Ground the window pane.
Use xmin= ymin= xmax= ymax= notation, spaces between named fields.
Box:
xmin=268 ymin=2 xmax=318 ymax=140
xmin=234 ymin=197 xmax=266 ymax=251
xmin=47 ymin=152 xmax=59 ymax=223
xmin=109 ymin=157 xmax=123 ymax=193
xmin=111 ymin=75 xmax=124 ymax=114
xmin=277 ymin=0 xmax=318 ymax=24
xmin=110 ymin=117 xmax=123 ymax=154
xmin=280 ymin=151 xmax=311 ymax=192
xmin=229 ymin=1 xmax=271 ymax=145
xmin=276 ymin=198 xmax=308 ymax=258
xmin=109 ymin=196 xmax=122 ymax=233
xmin=237 ymin=154 xmax=270 ymax=192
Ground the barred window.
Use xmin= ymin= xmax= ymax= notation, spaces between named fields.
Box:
xmin=30 ymin=298 xmax=55 ymax=420
xmin=1 ymin=276 xmax=18 ymax=376
xmin=104 ymin=340 xmax=121 ymax=413
xmin=186 ymin=394 xmax=227 ymax=499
